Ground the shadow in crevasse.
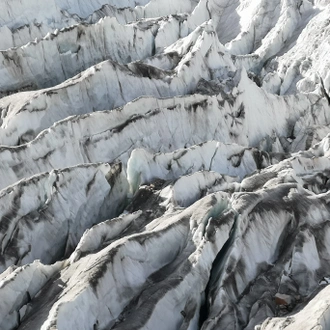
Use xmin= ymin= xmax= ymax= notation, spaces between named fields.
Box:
xmin=16 ymin=273 xmax=66 ymax=330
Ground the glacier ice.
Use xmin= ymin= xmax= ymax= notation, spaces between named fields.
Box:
xmin=1 ymin=0 xmax=330 ymax=329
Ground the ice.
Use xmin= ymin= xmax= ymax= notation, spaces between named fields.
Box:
xmin=258 ymin=285 xmax=330 ymax=329
xmin=0 ymin=163 xmax=128 ymax=273
xmin=1 ymin=0 xmax=330 ymax=329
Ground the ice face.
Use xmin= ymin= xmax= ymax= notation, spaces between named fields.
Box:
xmin=1 ymin=1 xmax=330 ymax=330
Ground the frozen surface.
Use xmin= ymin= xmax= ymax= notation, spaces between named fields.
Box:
xmin=1 ymin=0 xmax=330 ymax=329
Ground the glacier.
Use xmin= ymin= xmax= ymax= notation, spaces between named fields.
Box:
xmin=1 ymin=0 xmax=330 ymax=329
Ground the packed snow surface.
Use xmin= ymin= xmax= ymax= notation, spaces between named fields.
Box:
xmin=1 ymin=0 xmax=330 ymax=329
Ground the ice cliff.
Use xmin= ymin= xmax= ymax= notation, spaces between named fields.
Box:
xmin=1 ymin=0 xmax=330 ymax=329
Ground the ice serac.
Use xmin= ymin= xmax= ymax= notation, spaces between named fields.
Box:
xmin=15 ymin=192 xmax=234 ymax=330
xmin=257 ymin=285 xmax=330 ymax=329
xmin=0 ymin=0 xmax=193 ymax=50
xmin=0 ymin=162 xmax=128 ymax=273
xmin=0 ymin=260 xmax=64 ymax=330
xmin=1 ymin=0 xmax=330 ymax=330
xmin=0 ymin=17 xmax=156 ymax=95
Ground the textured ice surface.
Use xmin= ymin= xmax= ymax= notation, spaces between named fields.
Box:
xmin=1 ymin=0 xmax=330 ymax=330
